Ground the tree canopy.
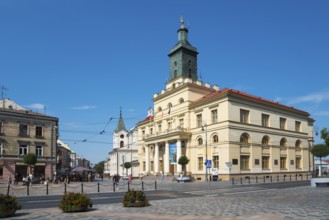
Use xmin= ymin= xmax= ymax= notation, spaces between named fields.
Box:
xmin=23 ymin=153 xmax=37 ymax=166
xmin=320 ymin=128 xmax=329 ymax=146
xmin=311 ymin=144 xmax=329 ymax=159
xmin=94 ymin=161 xmax=105 ymax=175
xmin=124 ymin=162 xmax=132 ymax=170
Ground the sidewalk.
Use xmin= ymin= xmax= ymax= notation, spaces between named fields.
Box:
xmin=6 ymin=184 xmax=329 ymax=220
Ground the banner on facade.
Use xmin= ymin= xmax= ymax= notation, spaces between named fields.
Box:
xmin=169 ymin=143 xmax=177 ymax=164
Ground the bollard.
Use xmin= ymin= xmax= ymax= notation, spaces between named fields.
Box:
xmin=7 ymin=184 xmax=10 ymax=196
xmin=277 ymin=175 xmax=279 ymax=182
xmin=98 ymin=182 xmax=100 ymax=193
xmin=295 ymin=174 xmax=297 ymax=180
xmin=142 ymin=181 xmax=144 ymax=191
xmin=46 ymin=183 xmax=49 ymax=195
xmin=155 ymin=181 xmax=157 ymax=190
xmin=240 ymin=177 xmax=242 ymax=185
xmin=113 ymin=182 xmax=116 ymax=192
xmin=270 ymin=176 xmax=272 ymax=183
xmin=284 ymin=175 xmax=286 ymax=181
xmin=232 ymin=177 xmax=234 ymax=185
xmin=248 ymin=177 xmax=250 ymax=184
xmin=27 ymin=184 xmax=29 ymax=196
xmin=301 ymin=174 xmax=303 ymax=180
xmin=256 ymin=176 xmax=258 ymax=183
xmin=128 ymin=181 xmax=130 ymax=191
xmin=290 ymin=175 xmax=291 ymax=181
xmin=64 ymin=183 xmax=67 ymax=194
xmin=263 ymin=176 xmax=265 ymax=183
xmin=81 ymin=182 xmax=84 ymax=194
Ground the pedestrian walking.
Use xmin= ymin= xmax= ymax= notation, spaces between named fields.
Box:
xmin=14 ymin=173 xmax=19 ymax=185
xmin=8 ymin=175 xmax=12 ymax=185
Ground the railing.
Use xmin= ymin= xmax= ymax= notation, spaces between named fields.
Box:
xmin=231 ymin=173 xmax=311 ymax=185
xmin=1 ymin=180 xmax=158 ymax=196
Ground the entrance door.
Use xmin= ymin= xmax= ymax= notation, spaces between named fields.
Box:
xmin=170 ymin=164 xmax=175 ymax=174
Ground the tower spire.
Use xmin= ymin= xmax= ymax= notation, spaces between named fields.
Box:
xmin=115 ymin=108 xmax=127 ymax=132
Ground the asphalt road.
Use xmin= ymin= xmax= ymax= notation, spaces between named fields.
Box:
xmin=16 ymin=180 xmax=310 ymax=210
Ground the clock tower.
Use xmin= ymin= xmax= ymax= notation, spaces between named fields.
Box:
xmin=168 ymin=17 xmax=198 ymax=82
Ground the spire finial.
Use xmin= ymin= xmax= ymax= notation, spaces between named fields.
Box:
xmin=120 ymin=106 xmax=122 ymax=117
xmin=180 ymin=16 xmax=185 ymax=28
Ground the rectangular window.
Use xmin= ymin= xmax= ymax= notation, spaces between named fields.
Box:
xmin=262 ymin=114 xmax=269 ymax=127
xmin=213 ymin=156 xmax=219 ymax=168
xmin=232 ymin=159 xmax=238 ymax=165
xmin=198 ymin=157 xmax=203 ymax=171
xmin=19 ymin=124 xmax=28 ymax=136
xmin=150 ymin=161 xmax=154 ymax=171
xmin=211 ymin=110 xmax=218 ymax=124
xmin=35 ymin=125 xmax=43 ymax=137
xmin=255 ymin=159 xmax=260 ymax=165
xmin=240 ymin=109 xmax=249 ymax=124
xmin=197 ymin=114 xmax=202 ymax=128
xmin=179 ymin=118 xmax=184 ymax=128
xmin=150 ymin=127 xmax=153 ymax=135
xmin=240 ymin=155 xmax=249 ymax=170
xmin=143 ymin=161 xmax=146 ymax=171
xmin=280 ymin=118 xmax=286 ymax=130
xmin=262 ymin=156 xmax=269 ymax=169
xmin=290 ymin=160 xmax=294 ymax=165
xmin=0 ymin=165 xmax=3 ymax=177
xmin=274 ymin=159 xmax=278 ymax=165
xmin=19 ymin=144 xmax=28 ymax=156
xmin=167 ymin=121 xmax=172 ymax=130
xmin=0 ymin=121 xmax=3 ymax=134
xmin=296 ymin=157 xmax=301 ymax=169
xmin=36 ymin=145 xmax=43 ymax=157
xmin=295 ymin=121 xmax=301 ymax=132
xmin=280 ymin=157 xmax=286 ymax=169
xmin=158 ymin=124 xmax=162 ymax=133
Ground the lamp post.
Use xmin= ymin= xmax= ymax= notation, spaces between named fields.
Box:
xmin=202 ymin=122 xmax=208 ymax=182
xmin=127 ymin=131 xmax=133 ymax=177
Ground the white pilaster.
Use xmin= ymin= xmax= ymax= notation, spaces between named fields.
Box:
xmin=154 ymin=143 xmax=159 ymax=174
xmin=177 ymin=140 xmax=182 ymax=173
xmin=145 ymin=146 xmax=150 ymax=174
xmin=164 ymin=142 xmax=170 ymax=174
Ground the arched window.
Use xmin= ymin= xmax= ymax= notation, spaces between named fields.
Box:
xmin=179 ymin=98 xmax=184 ymax=104
xmin=212 ymin=135 xmax=219 ymax=143
xmin=295 ymin=140 xmax=302 ymax=149
xmin=198 ymin=138 xmax=203 ymax=145
xmin=120 ymin=141 xmax=124 ymax=148
xmin=262 ymin=136 xmax=270 ymax=146
xmin=157 ymin=107 xmax=162 ymax=112
xmin=280 ymin=138 xmax=287 ymax=147
xmin=240 ymin=133 xmax=250 ymax=144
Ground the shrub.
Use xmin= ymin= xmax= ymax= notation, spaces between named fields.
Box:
xmin=0 ymin=194 xmax=21 ymax=218
xmin=59 ymin=192 xmax=92 ymax=213
xmin=123 ymin=189 xmax=149 ymax=207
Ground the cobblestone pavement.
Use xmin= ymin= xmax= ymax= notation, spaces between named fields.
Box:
xmin=7 ymin=185 xmax=329 ymax=220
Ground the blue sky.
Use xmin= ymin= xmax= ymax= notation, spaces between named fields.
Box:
xmin=1 ymin=1 xmax=328 ymax=164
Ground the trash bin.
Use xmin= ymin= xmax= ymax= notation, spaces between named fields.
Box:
xmin=213 ymin=175 xmax=218 ymax=181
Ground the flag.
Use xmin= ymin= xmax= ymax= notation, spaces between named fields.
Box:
xmin=147 ymin=107 xmax=153 ymax=119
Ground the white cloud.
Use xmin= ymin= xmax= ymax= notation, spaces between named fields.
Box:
xmin=70 ymin=105 xmax=96 ymax=110
xmin=287 ymin=91 xmax=329 ymax=105
xmin=26 ymin=103 xmax=46 ymax=110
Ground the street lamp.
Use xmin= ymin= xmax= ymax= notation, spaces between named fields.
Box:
xmin=201 ymin=122 xmax=208 ymax=182
xmin=127 ymin=132 xmax=133 ymax=177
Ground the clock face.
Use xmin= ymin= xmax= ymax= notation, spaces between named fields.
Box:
xmin=120 ymin=134 xmax=124 ymax=139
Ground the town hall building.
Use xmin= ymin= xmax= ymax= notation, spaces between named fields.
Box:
xmin=136 ymin=18 xmax=315 ymax=181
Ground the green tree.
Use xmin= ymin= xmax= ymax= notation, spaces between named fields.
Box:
xmin=320 ymin=128 xmax=329 ymax=146
xmin=311 ymin=144 xmax=329 ymax=176
xmin=178 ymin=155 xmax=190 ymax=175
xmin=94 ymin=161 xmax=105 ymax=175
xmin=23 ymin=153 xmax=37 ymax=175
xmin=124 ymin=162 xmax=131 ymax=176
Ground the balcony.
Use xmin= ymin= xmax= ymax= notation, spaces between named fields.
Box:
xmin=143 ymin=126 xmax=191 ymax=141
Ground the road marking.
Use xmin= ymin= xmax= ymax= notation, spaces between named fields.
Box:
xmin=223 ymin=188 xmax=278 ymax=195
xmin=25 ymin=196 xmax=123 ymax=203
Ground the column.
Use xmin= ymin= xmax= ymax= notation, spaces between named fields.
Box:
xmin=177 ymin=140 xmax=182 ymax=173
xmin=164 ymin=141 xmax=170 ymax=174
xmin=145 ymin=145 xmax=150 ymax=174
xmin=154 ymin=143 xmax=159 ymax=174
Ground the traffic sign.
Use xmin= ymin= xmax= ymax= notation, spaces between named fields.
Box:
xmin=206 ymin=160 xmax=212 ymax=168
